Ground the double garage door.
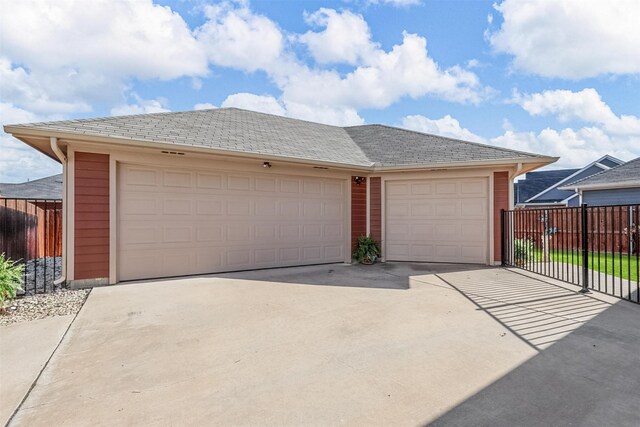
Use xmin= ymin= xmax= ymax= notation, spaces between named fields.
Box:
xmin=385 ymin=177 xmax=489 ymax=264
xmin=118 ymin=164 xmax=347 ymax=281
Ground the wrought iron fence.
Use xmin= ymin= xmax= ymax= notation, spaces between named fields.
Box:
xmin=0 ymin=198 xmax=63 ymax=294
xmin=502 ymin=204 xmax=640 ymax=304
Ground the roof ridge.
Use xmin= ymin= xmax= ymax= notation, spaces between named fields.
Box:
xmin=563 ymin=156 xmax=639 ymax=187
xmin=346 ymin=123 xmax=545 ymax=159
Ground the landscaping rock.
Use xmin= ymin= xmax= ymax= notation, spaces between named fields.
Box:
xmin=21 ymin=256 xmax=63 ymax=295
xmin=0 ymin=289 xmax=90 ymax=327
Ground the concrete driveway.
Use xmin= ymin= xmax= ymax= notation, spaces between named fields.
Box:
xmin=8 ymin=263 xmax=640 ymax=426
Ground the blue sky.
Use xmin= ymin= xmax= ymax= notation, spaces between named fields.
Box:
xmin=1 ymin=0 xmax=639 ymax=182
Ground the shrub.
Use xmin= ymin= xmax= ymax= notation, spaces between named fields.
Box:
xmin=352 ymin=235 xmax=380 ymax=264
xmin=513 ymin=239 xmax=534 ymax=266
xmin=0 ymin=253 xmax=24 ymax=310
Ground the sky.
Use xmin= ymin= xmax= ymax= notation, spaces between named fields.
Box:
xmin=1 ymin=0 xmax=639 ymax=182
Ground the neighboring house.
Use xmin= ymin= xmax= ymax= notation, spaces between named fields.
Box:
xmin=4 ymin=108 xmax=556 ymax=285
xmin=560 ymin=156 xmax=640 ymax=206
xmin=0 ymin=173 xmax=63 ymax=199
xmin=514 ymin=155 xmax=624 ymax=208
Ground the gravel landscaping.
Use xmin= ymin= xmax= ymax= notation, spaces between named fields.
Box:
xmin=21 ymin=256 xmax=63 ymax=295
xmin=0 ymin=289 xmax=90 ymax=327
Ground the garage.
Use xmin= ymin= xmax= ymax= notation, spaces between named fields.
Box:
xmin=384 ymin=177 xmax=489 ymax=264
xmin=117 ymin=163 xmax=347 ymax=281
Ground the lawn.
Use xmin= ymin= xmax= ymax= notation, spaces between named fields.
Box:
xmin=533 ymin=249 xmax=639 ymax=282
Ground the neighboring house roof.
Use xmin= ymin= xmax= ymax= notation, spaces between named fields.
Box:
xmin=560 ymin=156 xmax=640 ymax=190
xmin=0 ymin=174 xmax=63 ymax=199
xmin=4 ymin=108 xmax=555 ymax=171
xmin=519 ymin=155 xmax=624 ymax=205
xmin=515 ymin=169 xmax=579 ymax=204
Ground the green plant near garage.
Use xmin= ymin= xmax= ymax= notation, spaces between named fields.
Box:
xmin=513 ymin=238 xmax=534 ymax=267
xmin=0 ymin=253 xmax=24 ymax=312
xmin=353 ymin=235 xmax=380 ymax=265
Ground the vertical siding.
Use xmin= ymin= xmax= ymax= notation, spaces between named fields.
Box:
xmin=351 ymin=177 xmax=367 ymax=251
xmin=369 ymin=177 xmax=382 ymax=250
xmin=493 ymin=172 xmax=509 ymax=262
xmin=74 ymin=152 xmax=109 ymax=280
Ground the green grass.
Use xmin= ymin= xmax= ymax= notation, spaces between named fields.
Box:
xmin=532 ymin=249 xmax=639 ymax=282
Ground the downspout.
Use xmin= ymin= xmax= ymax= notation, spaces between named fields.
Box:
xmin=508 ymin=162 xmax=523 ymax=209
xmin=50 ymin=137 xmax=67 ymax=285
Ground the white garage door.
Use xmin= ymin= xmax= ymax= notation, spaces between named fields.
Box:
xmin=118 ymin=164 xmax=346 ymax=281
xmin=385 ymin=177 xmax=489 ymax=264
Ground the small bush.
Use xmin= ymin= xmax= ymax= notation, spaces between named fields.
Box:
xmin=513 ymin=239 xmax=534 ymax=266
xmin=0 ymin=253 xmax=24 ymax=310
xmin=353 ymin=235 xmax=380 ymax=264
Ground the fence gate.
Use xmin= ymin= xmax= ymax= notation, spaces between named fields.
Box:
xmin=502 ymin=204 xmax=640 ymax=304
xmin=0 ymin=198 xmax=63 ymax=294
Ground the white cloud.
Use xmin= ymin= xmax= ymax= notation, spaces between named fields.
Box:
xmin=110 ymin=96 xmax=170 ymax=116
xmin=196 ymin=1 xmax=284 ymax=72
xmin=401 ymin=114 xmax=484 ymax=142
xmin=193 ymin=103 xmax=217 ymax=111
xmin=490 ymin=127 xmax=638 ymax=168
xmin=299 ymin=9 xmax=378 ymax=65
xmin=367 ymin=0 xmax=423 ymax=6
xmin=283 ymin=102 xmax=364 ymax=126
xmin=219 ymin=92 xmax=364 ymax=126
xmin=0 ymin=58 xmax=93 ymax=114
xmin=1 ymin=0 xmax=207 ymax=81
xmin=489 ymin=0 xmax=640 ymax=79
xmin=221 ymin=93 xmax=286 ymax=116
xmin=197 ymin=3 xmax=489 ymax=116
xmin=285 ymin=31 xmax=489 ymax=109
xmin=400 ymin=110 xmax=640 ymax=169
xmin=513 ymin=88 xmax=640 ymax=135
xmin=0 ymin=103 xmax=61 ymax=183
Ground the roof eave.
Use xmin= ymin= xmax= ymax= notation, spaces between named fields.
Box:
xmin=4 ymin=126 xmax=374 ymax=172
xmin=559 ymin=181 xmax=640 ymax=191
xmin=371 ymin=156 xmax=558 ymax=173
xmin=4 ymin=125 xmax=558 ymax=174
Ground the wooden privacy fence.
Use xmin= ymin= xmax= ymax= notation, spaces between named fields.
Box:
xmin=512 ymin=205 xmax=639 ymax=254
xmin=0 ymin=198 xmax=63 ymax=294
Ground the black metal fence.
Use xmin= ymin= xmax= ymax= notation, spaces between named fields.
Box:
xmin=0 ymin=198 xmax=63 ymax=294
xmin=502 ymin=204 xmax=640 ymax=304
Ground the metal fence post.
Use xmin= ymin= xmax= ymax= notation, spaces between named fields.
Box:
xmin=500 ymin=209 xmax=505 ymax=266
xmin=580 ymin=203 xmax=590 ymax=293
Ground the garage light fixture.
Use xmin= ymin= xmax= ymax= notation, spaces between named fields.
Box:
xmin=353 ymin=176 xmax=365 ymax=185
xmin=263 ymin=161 xmax=272 ymax=168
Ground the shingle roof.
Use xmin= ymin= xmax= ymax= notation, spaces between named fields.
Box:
xmin=515 ymin=169 xmax=579 ymax=203
xmin=563 ymin=157 xmax=640 ymax=189
xmin=0 ymin=174 xmax=63 ymax=199
xmin=5 ymin=108 xmax=550 ymax=169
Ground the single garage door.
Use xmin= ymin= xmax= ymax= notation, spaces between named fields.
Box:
xmin=385 ymin=177 xmax=489 ymax=264
xmin=118 ymin=164 xmax=347 ymax=281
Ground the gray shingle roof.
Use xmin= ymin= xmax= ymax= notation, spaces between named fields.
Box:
xmin=563 ymin=157 xmax=640 ymax=189
xmin=0 ymin=174 xmax=63 ymax=199
xmin=344 ymin=124 xmax=546 ymax=167
xmin=5 ymin=108 xmax=550 ymax=169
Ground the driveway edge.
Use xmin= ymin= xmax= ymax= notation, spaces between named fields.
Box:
xmin=4 ymin=289 xmax=92 ymax=427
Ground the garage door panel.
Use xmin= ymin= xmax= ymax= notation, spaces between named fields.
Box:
xmin=254 ymin=177 xmax=276 ymax=192
xmin=386 ymin=177 xmax=488 ymax=264
xmin=118 ymin=164 xmax=346 ymax=281
xmin=435 ymin=201 xmax=461 ymax=217
xmin=126 ymin=168 xmax=158 ymax=186
xmin=196 ymin=172 xmax=223 ymax=189
xmin=460 ymin=199 xmax=487 ymax=217
xmin=196 ymin=200 xmax=223 ymax=216
xmin=461 ymin=180 xmax=487 ymax=195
